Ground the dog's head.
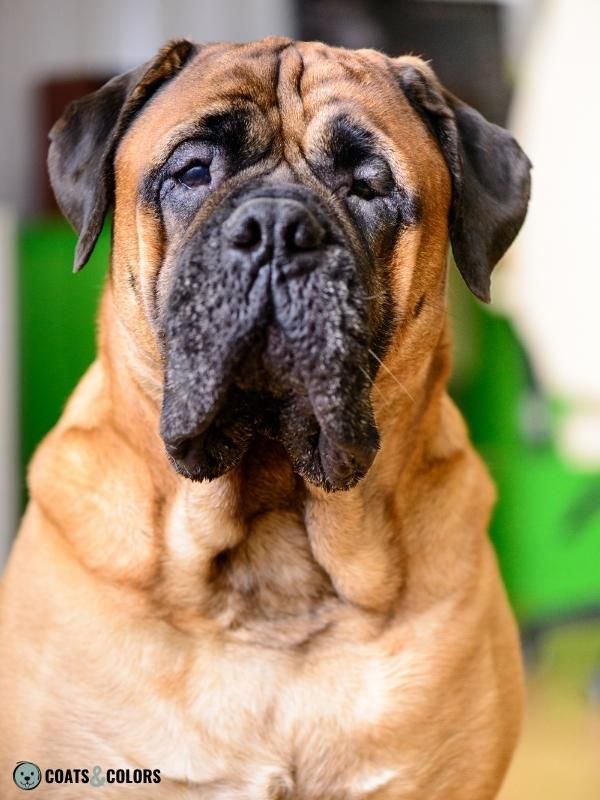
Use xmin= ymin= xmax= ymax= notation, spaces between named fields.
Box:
xmin=48 ymin=38 xmax=530 ymax=491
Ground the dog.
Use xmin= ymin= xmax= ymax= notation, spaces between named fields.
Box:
xmin=0 ymin=37 xmax=530 ymax=799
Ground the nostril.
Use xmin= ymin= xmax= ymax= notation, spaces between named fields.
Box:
xmin=230 ymin=217 xmax=262 ymax=250
xmin=284 ymin=216 xmax=325 ymax=252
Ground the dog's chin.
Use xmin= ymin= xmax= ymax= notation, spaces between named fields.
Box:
xmin=162 ymin=387 xmax=380 ymax=492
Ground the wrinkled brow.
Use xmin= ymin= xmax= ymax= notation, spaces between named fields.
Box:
xmin=326 ymin=114 xmax=378 ymax=167
xmin=139 ymin=105 xmax=273 ymax=198
xmin=194 ymin=107 xmax=255 ymax=149
xmin=170 ymin=105 xmax=273 ymax=159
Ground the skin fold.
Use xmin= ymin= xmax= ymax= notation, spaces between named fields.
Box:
xmin=0 ymin=38 xmax=530 ymax=799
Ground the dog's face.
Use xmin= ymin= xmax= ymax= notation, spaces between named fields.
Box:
xmin=48 ymin=38 xmax=530 ymax=491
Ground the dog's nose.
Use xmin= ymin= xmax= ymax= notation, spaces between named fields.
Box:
xmin=223 ymin=198 xmax=325 ymax=265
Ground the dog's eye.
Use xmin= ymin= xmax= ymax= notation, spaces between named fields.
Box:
xmin=348 ymin=161 xmax=394 ymax=201
xmin=178 ymin=163 xmax=211 ymax=188
xmin=349 ymin=179 xmax=378 ymax=201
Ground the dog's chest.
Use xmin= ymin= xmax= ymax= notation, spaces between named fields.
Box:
xmin=140 ymin=505 xmax=409 ymax=797
xmin=141 ymin=494 xmax=412 ymax=797
xmin=135 ymin=628 xmax=405 ymax=799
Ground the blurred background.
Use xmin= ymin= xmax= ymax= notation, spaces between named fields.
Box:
xmin=0 ymin=0 xmax=599 ymax=796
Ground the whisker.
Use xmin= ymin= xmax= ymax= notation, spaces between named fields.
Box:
xmin=368 ymin=348 xmax=415 ymax=404
xmin=358 ymin=364 xmax=386 ymax=400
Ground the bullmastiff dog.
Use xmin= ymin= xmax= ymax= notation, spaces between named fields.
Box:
xmin=0 ymin=37 xmax=531 ymax=799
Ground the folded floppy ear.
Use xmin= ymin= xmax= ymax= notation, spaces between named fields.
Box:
xmin=396 ymin=58 xmax=531 ymax=302
xmin=48 ymin=39 xmax=196 ymax=272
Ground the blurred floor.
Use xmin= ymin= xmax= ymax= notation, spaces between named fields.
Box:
xmin=499 ymin=622 xmax=600 ymax=799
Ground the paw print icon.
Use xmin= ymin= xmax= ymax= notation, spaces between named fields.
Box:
xmin=13 ymin=762 xmax=42 ymax=791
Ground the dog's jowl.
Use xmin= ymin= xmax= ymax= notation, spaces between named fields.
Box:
xmin=0 ymin=38 xmax=530 ymax=799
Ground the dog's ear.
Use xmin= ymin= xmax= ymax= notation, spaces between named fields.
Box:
xmin=395 ymin=58 xmax=531 ymax=302
xmin=48 ymin=39 xmax=196 ymax=272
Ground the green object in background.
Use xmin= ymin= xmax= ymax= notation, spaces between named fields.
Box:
xmin=452 ymin=295 xmax=600 ymax=627
xmin=18 ymin=218 xmax=109 ymax=499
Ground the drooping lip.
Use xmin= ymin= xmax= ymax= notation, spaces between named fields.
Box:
xmin=163 ymin=417 xmax=379 ymax=492
xmin=161 ymin=364 xmax=380 ymax=491
xmin=159 ymin=276 xmax=382 ymax=490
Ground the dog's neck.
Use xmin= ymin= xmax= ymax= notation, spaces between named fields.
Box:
xmin=90 ymin=284 xmax=492 ymax=631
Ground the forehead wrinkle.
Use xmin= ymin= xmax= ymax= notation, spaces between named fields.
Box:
xmin=188 ymin=41 xmax=283 ymax=105
xmin=298 ymin=43 xmax=379 ymax=95
xmin=276 ymin=43 xmax=307 ymax=153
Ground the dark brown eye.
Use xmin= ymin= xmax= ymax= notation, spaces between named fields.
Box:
xmin=178 ymin=163 xmax=211 ymax=188
xmin=349 ymin=178 xmax=378 ymax=200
